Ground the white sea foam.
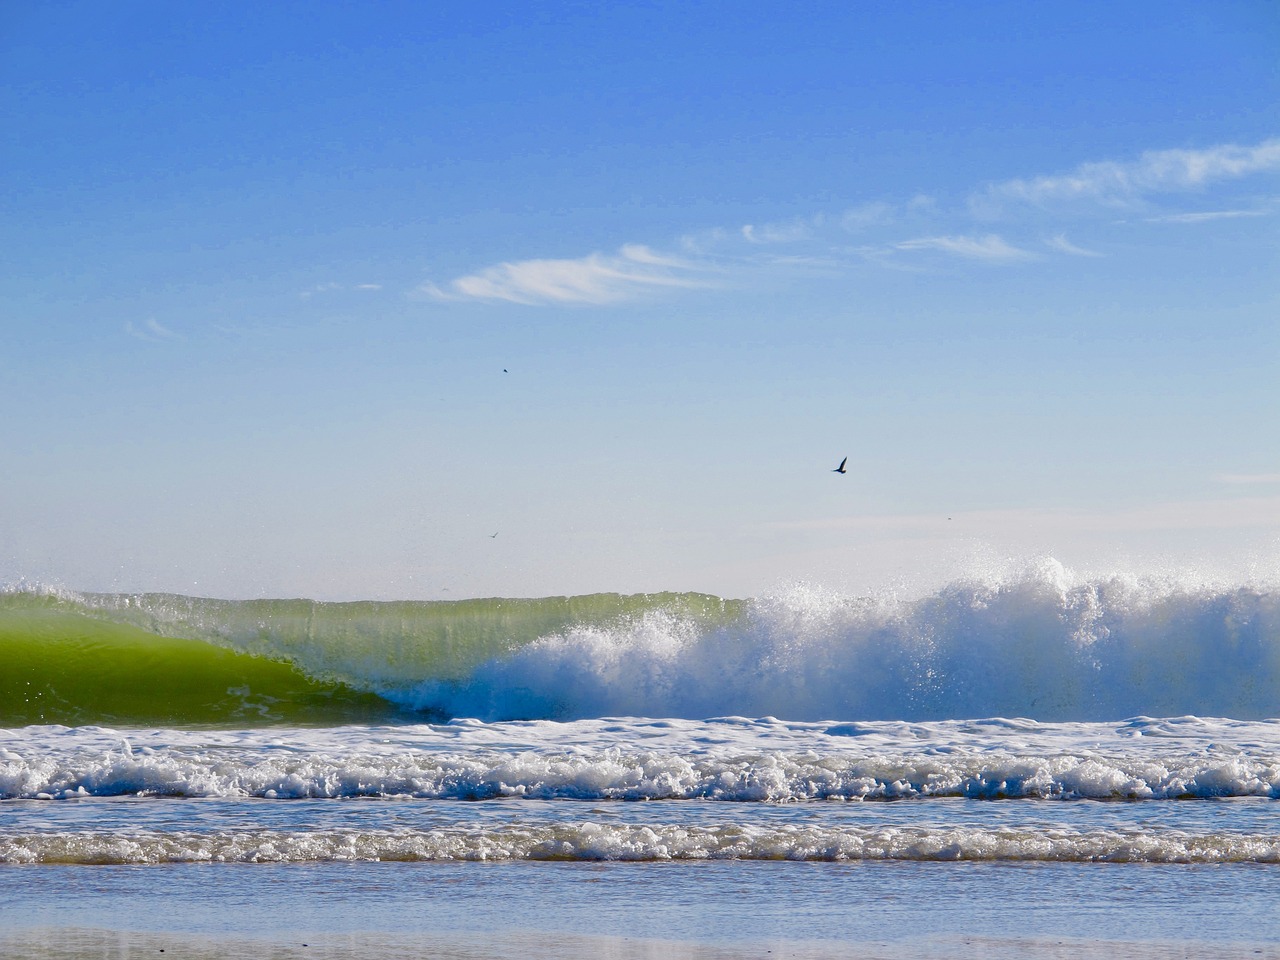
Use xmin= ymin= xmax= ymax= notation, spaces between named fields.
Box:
xmin=403 ymin=562 xmax=1280 ymax=721
xmin=4 ymin=717 xmax=1279 ymax=801
xmin=4 ymin=751 xmax=1276 ymax=801
xmin=4 ymin=824 xmax=1278 ymax=864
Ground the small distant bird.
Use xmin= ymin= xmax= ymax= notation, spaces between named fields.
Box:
xmin=490 ymin=532 xmax=499 ymax=538
xmin=833 ymin=457 xmax=848 ymax=474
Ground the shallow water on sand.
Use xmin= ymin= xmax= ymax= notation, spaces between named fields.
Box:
xmin=3 ymin=858 xmax=1279 ymax=958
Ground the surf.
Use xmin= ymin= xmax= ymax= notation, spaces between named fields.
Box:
xmin=6 ymin=825 xmax=1279 ymax=864
xmin=0 ymin=589 xmax=737 ymax=726
xmin=3 ymin=560 xmax=1277 ymax=725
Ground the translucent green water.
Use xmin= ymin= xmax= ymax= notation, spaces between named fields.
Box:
xmin=0 ymin=591 xmax=740 ymax=726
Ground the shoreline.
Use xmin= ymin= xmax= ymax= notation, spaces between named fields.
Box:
xmin=7 ymin=928 xmax=1280 ymax=960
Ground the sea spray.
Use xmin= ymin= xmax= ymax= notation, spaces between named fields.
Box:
xmin=409 ymin=561 xmax=1280 ymax=722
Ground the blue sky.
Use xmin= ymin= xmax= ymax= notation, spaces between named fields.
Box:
xmin=3 ymin=1 xmax=1278 ymax=600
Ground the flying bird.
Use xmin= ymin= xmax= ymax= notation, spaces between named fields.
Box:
xmin=833 ymin=457 xmax=847 ymax=474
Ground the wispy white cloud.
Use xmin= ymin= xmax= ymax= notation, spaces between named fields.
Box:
xmin=675 ymin=227 xmax=731 ymax=255
xmin=741 ymin=217 xmax=817 ymax=244
xmin=1145 ymin=209 xmax=1268 ymax=224
xmin=124 ymin=319 xmax=180 ymax=342
xmin=895 ymin=233 xmax=1035 ymax=261
xmin=300 ymin=282 xmax=341 ymax=299
xmin=839 ymin=202 xmax=894 ymax=231
xmin=416 ymin=140 xmax=1275 ymax=309
xmin=422 ymin=245 xmax=707 ymax=305
xmin=300 ymin=282 xmax=383 ymax=298
xmin=838 ymin=197 xmax=938 ymax=233
xmin=977 ymin=138 xmax=1280 ymax=211
xmin=1044 ymin=233 xmax=1102 ymax=257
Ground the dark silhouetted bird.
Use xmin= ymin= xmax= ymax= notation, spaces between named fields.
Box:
xmin=833 ymin=457 xmax=847 ymax=474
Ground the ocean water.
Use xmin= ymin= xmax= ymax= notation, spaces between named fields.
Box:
xmin=3 ymin=561 xmax=1280 ymax=957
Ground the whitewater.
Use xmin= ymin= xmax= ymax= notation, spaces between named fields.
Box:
xmin=4 ymin=559 xmax=1280 ymax=957
xmin=4 ymin=558 xmax=1279 ymax=724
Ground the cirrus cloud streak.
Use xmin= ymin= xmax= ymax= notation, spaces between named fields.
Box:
xmin=977 ymin=138 xmax=1280 ymax=211
xmin=420 ymin=138 xmax=1278 ymax=306
xmin=422 ymin=245 xmax=708 ymax=305
xmin=894 ymin=234 xmax=1035 ymax=261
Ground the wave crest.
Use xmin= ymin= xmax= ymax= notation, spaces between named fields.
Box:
xmin=5 ymin=561 xmax=1279 ymax=723
xmin=409 ymin=562 xmax=1280 ymax=721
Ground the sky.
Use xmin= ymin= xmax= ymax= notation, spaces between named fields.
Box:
xmin=3 ymin=0 xmax=1278 ymax=601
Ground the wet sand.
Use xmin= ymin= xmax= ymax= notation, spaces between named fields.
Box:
xmin=8 ymin=929 xmax=1280 ymax=960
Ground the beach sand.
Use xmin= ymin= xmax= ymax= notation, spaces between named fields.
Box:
xmin=8 ymin=929 xmax=1280 ymax=960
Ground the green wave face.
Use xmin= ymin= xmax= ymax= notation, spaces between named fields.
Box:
xmin=69 ymin=591 xmax=741 ymax=687
xmin=0 ymin=608 xmax=400 ymax=727
xmin=0 ymin=591 xmax=741 ymax=727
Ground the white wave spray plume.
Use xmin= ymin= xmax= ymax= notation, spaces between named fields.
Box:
xmin=409 ymin=559 xmax=1280 ymax=722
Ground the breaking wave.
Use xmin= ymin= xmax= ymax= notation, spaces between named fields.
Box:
xmin=4 ymin=559 xmax=1278 ymax=724
xmin=6 ymin=824 xmax=1279 ymax=865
